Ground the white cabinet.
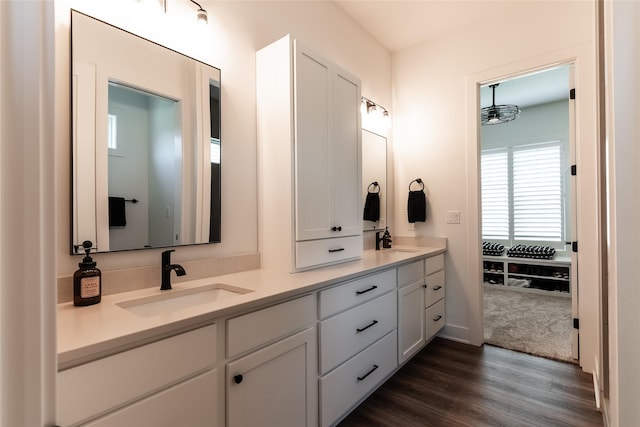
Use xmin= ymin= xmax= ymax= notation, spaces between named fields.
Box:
xmin=397 ymin=254 xmax=446 ymax=364
xmin=226 ymin=295 xmax=317 ymax=427
xmin=398 ymin=278 xmax=426 ymax=364
xmin=257 ymin=34 xmax=362 ymax=272
xmin=425 ymin=254 xmax=446 ymax=341
xmin=227 ymin=328 xmax=317 ymax=427
xmin=57 ymin=324 xmax=218 ymax=426
xmin=318 ymin=271 xmax=397 ymax=427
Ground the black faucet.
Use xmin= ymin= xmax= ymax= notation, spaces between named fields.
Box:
xmin=161 ymin=249 xmax=186 ymax=290
xmin=375 ymin=228 xmax=393 ymax=250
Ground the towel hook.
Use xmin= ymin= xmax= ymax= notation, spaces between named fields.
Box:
xmin=367 ymin=181 xmax=380 ymax=194
xmin=409 ymin=178 xmax=424 ymax=191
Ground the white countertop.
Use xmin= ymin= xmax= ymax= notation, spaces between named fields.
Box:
xmin=57 ymin=246 xmax=445 ymax=368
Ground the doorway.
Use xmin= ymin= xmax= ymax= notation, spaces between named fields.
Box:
xmin=479 ymin=65 xmax=578 ymax=363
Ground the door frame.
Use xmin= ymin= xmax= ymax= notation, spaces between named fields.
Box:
xmin=465 ymin=43 xmax=600 ymax=373
xmin=476 ymin=64 xmax=579 ymax=360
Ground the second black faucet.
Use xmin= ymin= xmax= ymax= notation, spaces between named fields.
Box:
xmin=161 ymin=249 xmax=186 ymax=290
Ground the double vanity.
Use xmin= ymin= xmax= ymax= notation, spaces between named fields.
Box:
xmin=62 ymin=11 xmax=447 ymax=427
xmin=57 ymin=246 xmax=446 ymax=426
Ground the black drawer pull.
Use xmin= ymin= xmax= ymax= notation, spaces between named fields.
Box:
xmin=331 ymin=226 xmax=342 ymax=232
xmin=433 ymin=285 xmax=443 ymax=291
xmin=433 ymin=315 xmax=442 ymax=322
xmin=357 ymin=364 xmax=379 ymax=381
xmin=234 ymin=374 xmax=243 ymax=384
xmin=356 ymin=320 xmax=378 ymax=333
xmin=328 ymin=248 xmax=345 ymax=253
xmin=356 ymin=285 xmax=378 ymax=295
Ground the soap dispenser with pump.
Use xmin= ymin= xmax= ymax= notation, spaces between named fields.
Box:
xmin=73 ymin=240 xmax=102 ymax=306
xmin=382 ymin=227 xmax=392 ymax=249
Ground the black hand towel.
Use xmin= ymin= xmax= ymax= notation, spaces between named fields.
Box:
xmin=363 ymin=191 xmax=380 ymax=222
xmin=407 ymin=190 xmax=426 ymax=223
xmin=108 ymin=196 xmax=127 ymax=227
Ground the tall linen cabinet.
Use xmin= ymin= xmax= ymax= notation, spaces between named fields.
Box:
xmin=257 ymin=35 xmax=362 ymax=272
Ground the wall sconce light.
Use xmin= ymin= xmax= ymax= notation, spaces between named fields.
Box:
xmin=190 ymin=0 xmax=208 ymax=24
xmin=361 ymin=96 xmax=390 ymax=131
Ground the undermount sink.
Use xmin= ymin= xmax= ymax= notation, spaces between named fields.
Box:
xmin=116 ymin=283 xmax=254 ymax=317
xmin=385 ymin=248 xmax=420 ymax=254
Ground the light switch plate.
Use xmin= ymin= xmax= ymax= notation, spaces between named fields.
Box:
xmin=447 ymin=211 xmax=460 ymax=224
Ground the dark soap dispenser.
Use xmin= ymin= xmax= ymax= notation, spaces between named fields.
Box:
xmin=73 ymin=240 xmax=102 ymax=306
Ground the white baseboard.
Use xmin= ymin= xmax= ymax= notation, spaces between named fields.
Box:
xmin=438 ymin=323 xmax=472 ymax=345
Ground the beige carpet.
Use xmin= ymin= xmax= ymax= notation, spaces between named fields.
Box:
xmin=483 ymin=285 xmax=575 ymax=363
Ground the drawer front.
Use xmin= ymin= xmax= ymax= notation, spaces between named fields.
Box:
xmin=319 ymin=269 xmax=396 ymax=318
xmin=397 ymin=259 xmax=424 ymax=287
xmin=295 ymin=236 xmax=363 ymax=270
xmin=425 ymin=270 xmax=445 ymax=307
xmin=58 ymin=323 xmax=217 ymax=427
xmin=320 ymin=330 xmax=397 ymax=427
xmin=227 ymin=294 xmax=315 ymax=358
xmin=320 ymin=291 xmax=396 ymax=374
xmin=85 ymin=369 xmax=217 ymax=427
xmin=425 ymin=253 xmax=444 ymax=276
xmin=426 ymin=299 xmax=445 ymax=340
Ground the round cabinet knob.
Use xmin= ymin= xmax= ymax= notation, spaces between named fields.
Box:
xmin=234 ymin=374 xmax=243 ymax=384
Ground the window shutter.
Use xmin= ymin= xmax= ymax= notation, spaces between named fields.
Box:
xmin=512 ymin=143 xmax=562 ymax=242
xmin=481 ymin=149 xmax=509 ymax=240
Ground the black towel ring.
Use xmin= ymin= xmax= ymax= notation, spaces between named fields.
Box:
xmin=367 ymin=181 xmax=380 ymax=193
xmin=409 ymin=178 xmax=424 ymax=191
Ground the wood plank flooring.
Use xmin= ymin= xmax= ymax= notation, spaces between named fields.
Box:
xmin=338 ymin=338 xmax=603 ymax=427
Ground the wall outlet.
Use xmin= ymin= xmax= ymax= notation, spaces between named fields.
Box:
xmin=447 ymin=211 xmax=460 ymax=224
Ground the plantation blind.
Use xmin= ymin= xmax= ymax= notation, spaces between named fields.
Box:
xmin=512 ymin=143 xmax=563 ymax=242
xmin=481 ymin=149 xmax=509 ymax=240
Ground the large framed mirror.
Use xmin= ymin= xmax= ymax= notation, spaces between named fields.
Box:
xmin=362 ymin=129 xmax=387 ymax=231
xmin=71 ymin=10 xmax=221 ymax=253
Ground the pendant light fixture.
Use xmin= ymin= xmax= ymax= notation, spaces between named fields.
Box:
xmin=190 ymin=0 xmax=208 ymax=25
xmin=480 ymin=83 xmax=520 ymax=126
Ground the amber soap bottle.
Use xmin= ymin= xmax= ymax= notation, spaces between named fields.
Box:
xmin=73 ymin=240 xmax=102 ymax=306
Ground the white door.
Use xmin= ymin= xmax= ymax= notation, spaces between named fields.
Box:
xmin=567 ymin=64 xmax=579 ymax=360
xmin=294 ymin=43 xmax=332 ymax=241
xmin=226 ymin=328 xmax=317 ymax=427
xmin=398 ymin=280 xmax=426 ymax=364
xmin=330 ymin=66 xmax=362 ymax=238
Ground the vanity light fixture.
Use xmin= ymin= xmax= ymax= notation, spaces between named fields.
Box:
xmin=361 ymin=96 xmax=388 ymax=117
xmin=190 ymin=0 xmax=208 ymax=24
xmin=480 ymin=83 xmax=520 ymax=126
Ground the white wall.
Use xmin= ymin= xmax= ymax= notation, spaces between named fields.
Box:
xmin=391 ymin=1 xmax=599 ymax=372
xmin=604 ymin=0 xmax=640 ymax=425
xmin=54 ymin=0 xmax=391 ymax=277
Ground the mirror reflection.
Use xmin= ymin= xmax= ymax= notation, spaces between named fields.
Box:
xmin=71 ymin=10 xmax=221 ymax=253
xmin=362 ymin=130 xmax=387 ymax=231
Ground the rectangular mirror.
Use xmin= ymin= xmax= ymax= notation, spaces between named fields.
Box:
xmin=71 ymin=10 xmax=221 ymax=253
xmin=362 ymin=129 xmax=387 ymax=231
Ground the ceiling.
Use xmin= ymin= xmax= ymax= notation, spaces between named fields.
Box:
xmin=334 ymin=0 xmax=570 ymax=108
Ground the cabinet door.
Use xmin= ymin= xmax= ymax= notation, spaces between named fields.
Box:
xmin=294 ymin=43 xmax=332 ymax=241
xmin=330 ymin=66 xmax=361 ymax=238
xmin=84 ymin=369 xmax=218 ymax=427
xmin=227 ymin=327 xmax=317 ymax=427
xmin=398 ymin=280 xmax=426 ymax=364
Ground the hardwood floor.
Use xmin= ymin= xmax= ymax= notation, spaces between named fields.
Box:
xmin=339 ymin=338 xmax=603 ymax=427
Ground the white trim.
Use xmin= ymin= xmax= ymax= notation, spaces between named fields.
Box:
xmin=467 ymin=43 xmax=599 ymax=373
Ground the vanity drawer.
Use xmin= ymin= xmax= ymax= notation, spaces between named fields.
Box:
xmin=426 ymin=299 xmax=445 ymax=340
xmin=295 ymin=235 xmax=363 ymax=270
xmin=397 ymin=259 xmax=424 ymax=287
xmin=425 ymin=253 xmax=444 ymax=275
xmin=425 ymin=270 xmax=445 ymax=307
xmin=319 ymin=268 xmax=396 ymax=318
xmin=320 ymin=330 xmax=397 ymax=427
xmin=319 ymin=291 xmax=396 ymax=374
xmin=57 ymin=323 xmax=217 ymax=427
xmin=227 ymin=294 xmax=315 ymax=358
